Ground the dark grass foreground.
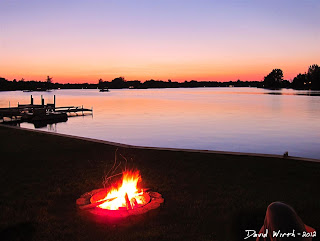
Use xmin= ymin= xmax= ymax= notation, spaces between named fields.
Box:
xmin=0 ymin=125 xmax=319 ymax=241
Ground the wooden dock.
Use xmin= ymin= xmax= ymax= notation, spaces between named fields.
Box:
xmin=0 ymin=95 xmax=92 ymax=127
xmin=55 ymin=106 xmax=93 ymax=114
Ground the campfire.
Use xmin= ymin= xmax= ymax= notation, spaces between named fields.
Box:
xmin=77 ymin=169 xmax=163 ymax=218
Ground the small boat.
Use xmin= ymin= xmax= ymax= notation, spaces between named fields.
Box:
xmin=99 ymin=88 xmax=109 ymax=92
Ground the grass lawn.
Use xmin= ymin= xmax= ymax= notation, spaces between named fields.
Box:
xmin=0 ymin=125 xmax=319 ymax=241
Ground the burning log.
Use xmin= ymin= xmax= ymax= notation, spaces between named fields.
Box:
xmin=131 ymin=197 xmax=138 ymax=207
xmin=125 ymin=193 xmax=132 ymax=210
xmin=78 ymin=197 xmax=116 ymax=210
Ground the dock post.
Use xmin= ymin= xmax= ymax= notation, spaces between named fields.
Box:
xmin=54 ymin=95 xmax=56 ymax=110
xmin=41 ymin=95 xmax=44 ymax=106
xmin=31 ymin=95 xmax=33 ymax=105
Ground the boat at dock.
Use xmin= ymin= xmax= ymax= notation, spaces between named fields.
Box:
xmin=0 ymin=95 xmax=92 ymax=128
xmin=24 ymin=109 xmax=68 ymax=122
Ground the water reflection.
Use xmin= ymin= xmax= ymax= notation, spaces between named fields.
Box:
xmin=48 ymin=123 xmax=57 ymax=132
xmin=0 ymin=88 xmax=319 ymax=159
xmin=265 ymin=91 xmax=320 ymax=96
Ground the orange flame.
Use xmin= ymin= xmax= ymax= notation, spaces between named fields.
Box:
xmin=97 ymin=170 xmax=146 ymax=210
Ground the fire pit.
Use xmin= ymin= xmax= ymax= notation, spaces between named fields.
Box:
xmin=76 ymin=170 xmax=164 ymax=218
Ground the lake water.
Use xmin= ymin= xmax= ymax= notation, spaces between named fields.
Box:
xmin=1 ymin=88 xmax=319 ymax=159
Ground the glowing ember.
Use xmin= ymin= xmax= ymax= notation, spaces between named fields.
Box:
xmin=96 ymin=170 xmax=148 ymax=210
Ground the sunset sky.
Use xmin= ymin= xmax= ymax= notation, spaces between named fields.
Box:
xmin=1 ymin=0 xmax=319 ymax=83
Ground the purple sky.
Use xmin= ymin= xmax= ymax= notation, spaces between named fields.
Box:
xmin=1 ymin=0 xmax=319 ymax=83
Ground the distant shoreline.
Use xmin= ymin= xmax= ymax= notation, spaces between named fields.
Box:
xmin=1 ymin=76 xmax=319 ymax=91
xmin=1 ymin=86 xmax=320 ymax=93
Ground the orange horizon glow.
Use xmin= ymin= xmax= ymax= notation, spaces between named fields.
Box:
xmin=2 ymin=62 xmax=316 ymax=84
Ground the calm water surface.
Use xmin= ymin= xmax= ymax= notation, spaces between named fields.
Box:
xmin=1 ymin=88 xmax=319 ymax=159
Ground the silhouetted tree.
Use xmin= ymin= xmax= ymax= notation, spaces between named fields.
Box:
xmin=44 ymin=76 xmax=53 ymax=89
xmin=292 ymin=73 xmax=307 ymax=89
xmin=308 ymin=64 xmax=320 ymax=90
xmin=0 ymin=77 xmax=7 ymax=85
xmin=111 ymin=77 xmax=126 ymax=88
xmin=127 ymin=80 xmax=141 ymax=88
xmin=280 ymin=79 xmax=291 ymax=88
xmin=46 ymin=76 xmax=52 ymax=83
xmin=263 ymin=69 xmax=283 ymax=89
xmin=291 ymin=64 xmax=320 ymax=90
xmin=98 ymin=78 xmax=105 ymax=89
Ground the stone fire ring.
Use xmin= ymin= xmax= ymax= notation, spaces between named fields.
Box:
xmin=76 ymin=188 xmax=164 ymax=218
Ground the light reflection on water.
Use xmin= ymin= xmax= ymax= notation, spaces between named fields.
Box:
xmin=1 ymin=87 xmax=319 ymax=159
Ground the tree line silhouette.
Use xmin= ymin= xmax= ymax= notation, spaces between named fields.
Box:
xmin=263 ymin=64 xmax=320 ymax=89
xmin=1 ymin=64 xmax=319 ymax=91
